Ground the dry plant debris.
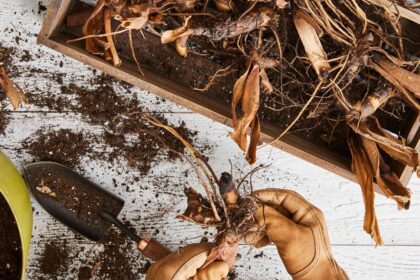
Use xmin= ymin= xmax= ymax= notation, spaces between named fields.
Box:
xmin=146 ymin=117 xmax=262 ymax=271
xmin=0 ymin=67 xmax=28 ymax=110
xmin=72 ymin=0 xmax=420 ymax=245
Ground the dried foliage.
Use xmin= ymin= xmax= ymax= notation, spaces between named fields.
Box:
xmin=73 ymin=0 xmax=420 ymax=245
xmin=349 ymin=135 xmax=383 ymax=246
xmin=0 ymin=67 xmax=28 ymax=110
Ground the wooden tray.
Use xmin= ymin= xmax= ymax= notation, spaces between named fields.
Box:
xmin=37 ymin=0 xmax=420 ymax=192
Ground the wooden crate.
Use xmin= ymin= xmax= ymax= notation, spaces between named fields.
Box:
xmin=37 ymin=0 xmax=419 ymax=192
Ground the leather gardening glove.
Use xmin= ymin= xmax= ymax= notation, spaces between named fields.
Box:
xmin=146 ymin=243 xmax=229 ymax=280
xmin=245 ymin=188 xmax=349 ymax=280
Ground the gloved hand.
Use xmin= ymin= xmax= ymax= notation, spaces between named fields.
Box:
xmin=246 ymin=188 xmax=349 ymax=280
xmin=146 ymin=243 xmax=229 ymax=280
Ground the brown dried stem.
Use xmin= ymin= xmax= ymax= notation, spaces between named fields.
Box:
xmin=145 ymin=116 xmax=222 ymax=222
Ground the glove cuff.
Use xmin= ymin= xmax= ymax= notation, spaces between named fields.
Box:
xmin=291 ymin=228 xmax=349 ymax=280
xmin=291 ymin=258 xmax=349 ymax=280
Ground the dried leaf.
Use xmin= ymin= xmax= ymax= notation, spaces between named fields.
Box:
xmin=0 ymin=67 xmax=28 ymax=110
xmin=348 ymin=135 xmax=383 ymax=246
xmin=372 ymin=55 xmax=420 ymax=99
xmin=176 ymin=187 xmax=218 ymax=225
xmin=367 ymin=56 xmax=419 ymax=110
xmin=348 ymin=118 xmax=419 ymax=171
xmin=293 ymin=9 xmax=330 ymax=78
xmin=246 ymin=116 xmax=260 ymax=164
xmin=231 ymin=63 xmax=251 ymax=127
xmin=230 ymin=64 xmax=260 ymax=152
xmin=360 ymin=135 xmax=411 ymax=209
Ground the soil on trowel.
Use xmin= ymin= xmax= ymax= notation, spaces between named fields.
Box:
xmin=0 ymin=194 xmax=22 ymax=280
xmin=23 ymin=129 xmax=93 ymax=168
xmin=32 ymin=169 xmax=122 ymax=226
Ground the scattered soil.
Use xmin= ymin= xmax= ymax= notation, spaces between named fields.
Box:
xmin=35 ymin=228 xmax=151 ymax=280
xmin=77 ymin=266 xmax=92 ymax=280
xmin=30 ymin=168 xmax=122 ymax=226
xmin=38 ymin=1 xmax=47 ymax=15
xmin=0 ymin=112 xmax=9 ymax=135
xmin=0 ymin=45 xmax=13 ymax=69
xmin=87 ymin=230 xmax=146 ymax=279
xmin=44 ymin=73 xmax=199 ymax=174
xmin=38 ymin=241 xmax=69 ymax=275
xmin=23 ymin=129 xmax=93 ymax=168
xmin=228 ymin=271 xmax=238 ymax=280
xmin=0 ymin=194 xmax=22 ymax=280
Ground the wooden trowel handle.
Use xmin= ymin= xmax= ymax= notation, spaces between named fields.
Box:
xmin=139 ymin=238 xmax=172 ymax=261
xmin=100 ymin=212 xmax=171 ymax=261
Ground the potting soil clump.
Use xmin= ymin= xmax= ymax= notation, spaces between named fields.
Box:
xmin=0 ymin=194 xmax=22 ymax=280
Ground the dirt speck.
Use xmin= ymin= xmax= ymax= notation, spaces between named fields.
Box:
xmin=23 ymin=129 xmax=92 ymax=168
xmin=77 ymin=266 xmax=92 ymax=280
xmin=38 ymin=241 xmax=69 ymax=275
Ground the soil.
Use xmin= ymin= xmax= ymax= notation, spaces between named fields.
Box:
xmin=36 ymin=226 xmax=151 ymax=279
xmin=0 ymin=45 xmax=13 ymax=69
xmin=38 ymin=241 xmax=70 ymax=276
xmin=25 ymin=73 xmax=199 ymax=174
xmin=84 ymin=229 xmax=149 ymax=279
xmin=0 ymin=194 xmax=22 ymax=280
xmin=73 ymin=74 xmax=198 ymax=173
xmin=31 ymin=168 xmax=122 ymax=226
xmin=0 ymin=112 xmax=8 ymax=135
xmin=23 ymin=129 xmax=93 ymax=168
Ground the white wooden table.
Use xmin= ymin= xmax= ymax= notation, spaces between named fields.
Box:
xmin=1 ymin=1 xmax=420 ymax=279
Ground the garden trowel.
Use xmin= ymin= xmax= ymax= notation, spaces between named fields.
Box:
xmin=23 ymin=161 xmax=170 ymax=261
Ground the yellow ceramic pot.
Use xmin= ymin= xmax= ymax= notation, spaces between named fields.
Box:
xmin=0 ymin=151 xmax=32 ymax=279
